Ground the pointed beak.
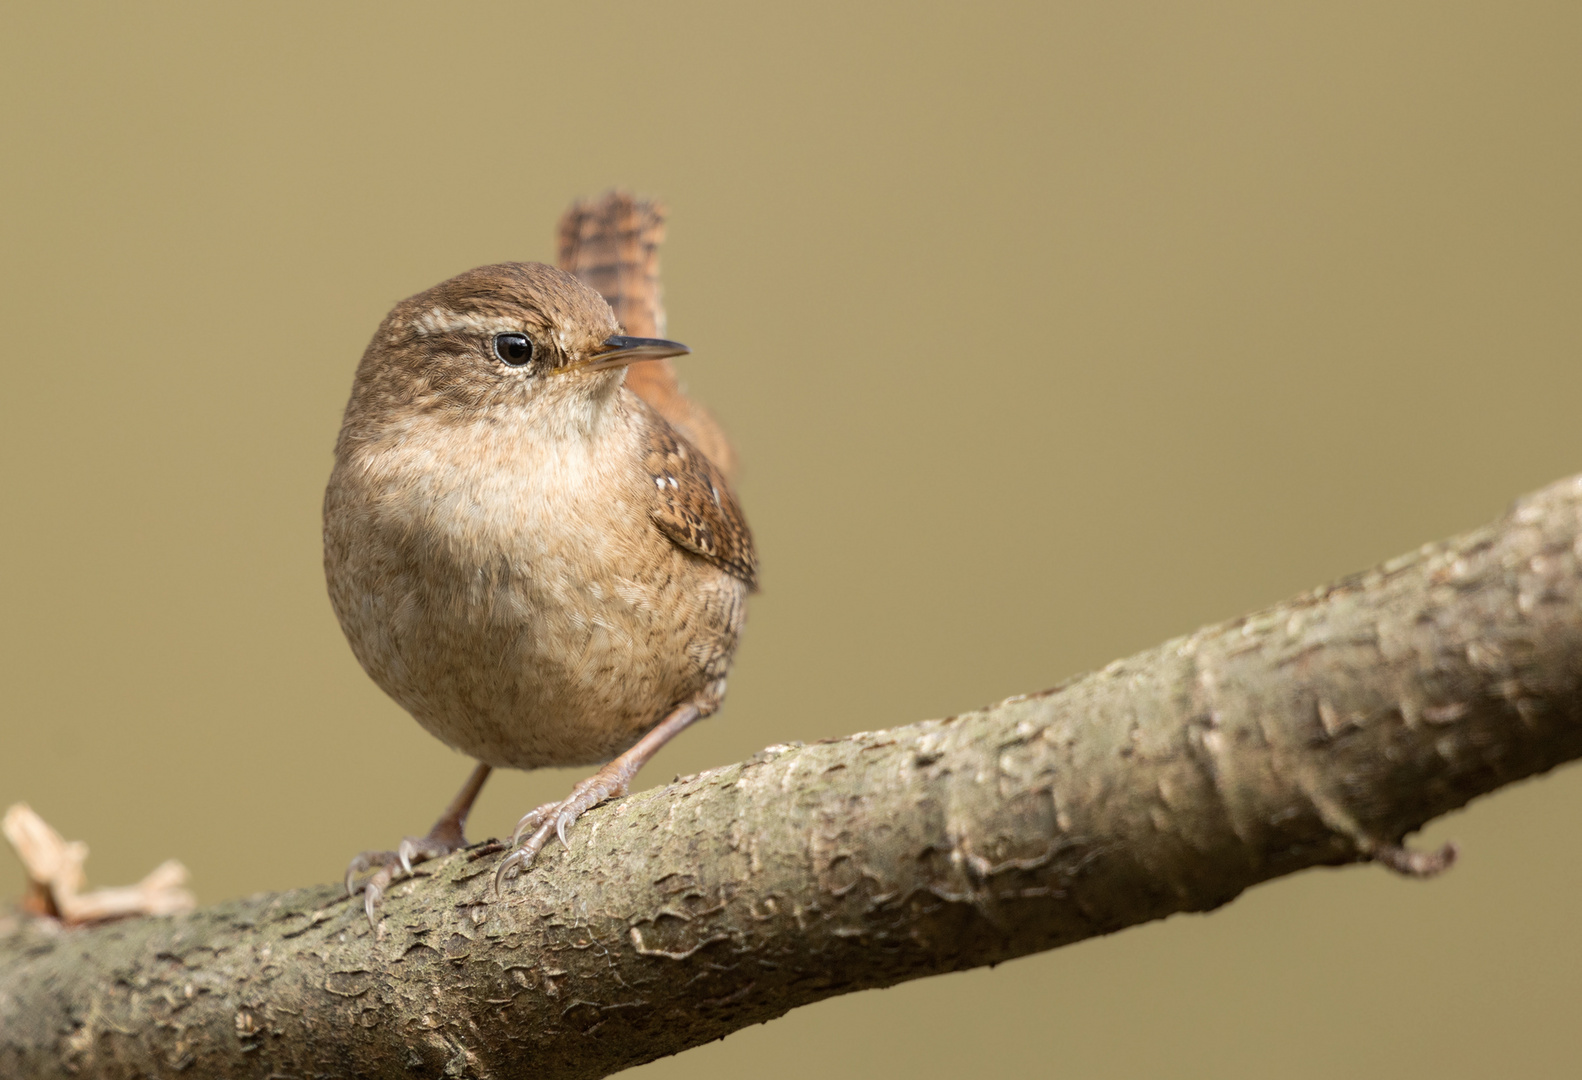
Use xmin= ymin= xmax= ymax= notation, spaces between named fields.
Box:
xmin=578 ymin=334 xmax=691 ymax=373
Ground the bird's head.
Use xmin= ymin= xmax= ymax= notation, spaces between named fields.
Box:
xmin=344 ymin=262 xmax=688 ymax=428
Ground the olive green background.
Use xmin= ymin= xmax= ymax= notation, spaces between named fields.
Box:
xmin=4 ymin=3 xmax=1580 ymax=1076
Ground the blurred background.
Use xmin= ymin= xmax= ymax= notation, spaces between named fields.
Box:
xmin=3 ymin=2 xmax=1580 ymax=1076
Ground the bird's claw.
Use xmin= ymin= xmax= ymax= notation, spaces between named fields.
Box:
xmin=363 ymin=875 xmax=385 ymax=925
xmin=344 ymin=849 xmax=396 ymax=897
xmin=398 ymin=834 xmax=454 ymax=875
xmin=509 ymin=801 xmax=555 ymax=848
xmin=494 ymin=775 xmax=628 ymax=896
xmin=491 ymin=800 xmax=563 ymax=898
xmin=344 ymin=834 xmax=462 ymax=925
xmin=344 ymin=854 xmax=400 ymax=926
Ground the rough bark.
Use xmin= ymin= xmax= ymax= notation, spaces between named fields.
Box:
xmin=3 ymin=473 xmax=1581 ymax=1080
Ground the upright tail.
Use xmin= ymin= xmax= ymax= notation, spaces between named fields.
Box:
xmin=557 ymin=191 xmax=738 ymax=481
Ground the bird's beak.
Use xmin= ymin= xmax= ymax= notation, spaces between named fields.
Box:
xmin=567 ymin=335 xmax=691 ymax=375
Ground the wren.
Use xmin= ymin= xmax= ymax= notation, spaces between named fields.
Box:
xmin=325 ymin=252 xmax=756 ymax=921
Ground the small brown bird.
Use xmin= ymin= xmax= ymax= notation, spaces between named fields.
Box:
xmin=327 ymin=210 xmax=755 ymax=920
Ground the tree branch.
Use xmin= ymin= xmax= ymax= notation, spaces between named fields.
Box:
xmin=4 ymin=474 xmax=1581 ymax=1080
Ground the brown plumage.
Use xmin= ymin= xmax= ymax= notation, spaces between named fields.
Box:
xmin=326 ymin=258 xmax=754 ymax=920
xmin=644 ymin=418 xmax=757 ymax=587
xmin=558 ymin=192 xmax=739 ymax=480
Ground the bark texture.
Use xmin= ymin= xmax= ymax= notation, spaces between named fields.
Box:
xmin=3 ymin=474 xmax=1581 ymax=1080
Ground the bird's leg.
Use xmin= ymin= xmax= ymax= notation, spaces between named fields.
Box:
xmin=494 ymin=701 xmax=704 ymax=896
xmin=346 ymin=762 xmax=492 ymax=923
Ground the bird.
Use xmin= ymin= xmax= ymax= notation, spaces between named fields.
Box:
xmin=327 ymin=205 xmax=755 ymax=922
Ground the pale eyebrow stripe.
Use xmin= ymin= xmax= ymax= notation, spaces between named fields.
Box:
xmin=411 ymin=307 xmax=514 ymax=337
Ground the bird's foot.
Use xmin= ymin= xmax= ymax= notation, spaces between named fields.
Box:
xmin=345 ymin=830 xmax=466 ymax=924
xmin=491 ymin=701 xmax=706 ymax=898
xmin=344 ymin=763 xmax=493 ymax=925
xmin=493 ymin=768 xmax=632 ymax=895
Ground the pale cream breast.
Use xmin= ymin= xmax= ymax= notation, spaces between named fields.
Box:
xmin=324 ymin=387 xmax=746 ymax=769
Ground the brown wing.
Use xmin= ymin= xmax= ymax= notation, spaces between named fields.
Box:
xmin=639 ymin=408 xmax=758 ymax=591
xmin=558 ymin=191 xmax=739 ymax=481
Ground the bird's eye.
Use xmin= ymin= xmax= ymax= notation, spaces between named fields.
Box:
xmin=493 ymin=333 xmax=533 ymax=366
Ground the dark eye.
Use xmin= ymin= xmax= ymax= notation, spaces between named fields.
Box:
xmin=493 ymin=333 xmax=533 ymax=366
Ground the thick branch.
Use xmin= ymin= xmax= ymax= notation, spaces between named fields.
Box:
xmin=4 ymin=474 xmax=1581 ymax=1080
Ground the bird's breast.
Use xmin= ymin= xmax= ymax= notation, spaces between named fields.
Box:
xmin=325 ymin=405 xmax=738 ymax=768
xmin=369 ymin=410 xmax=647 ymax=572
